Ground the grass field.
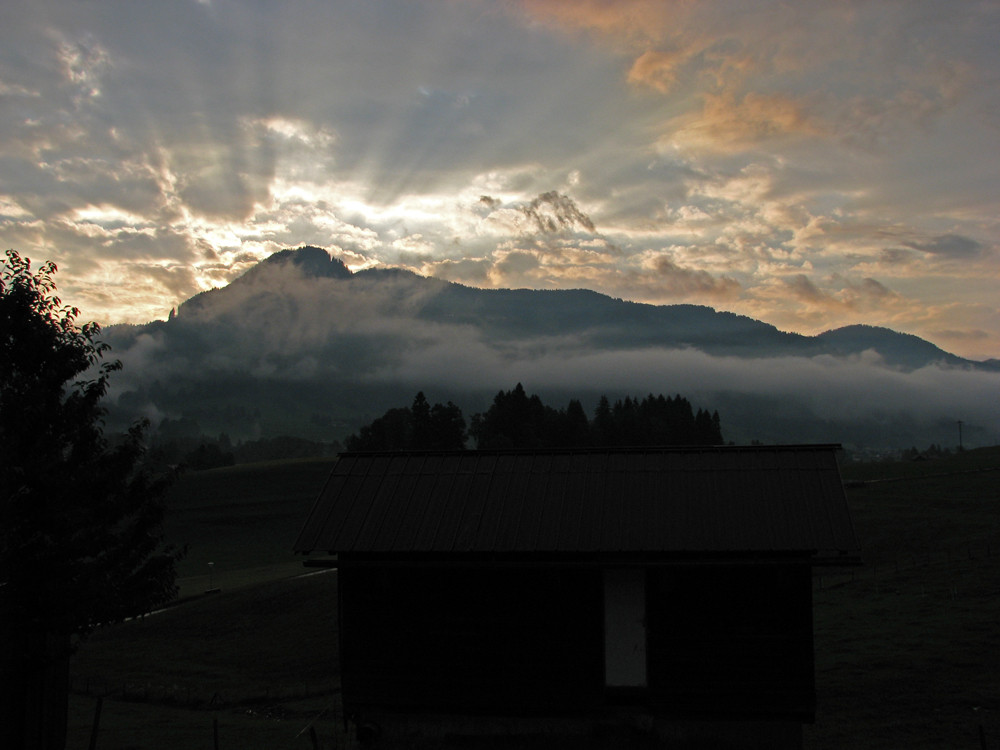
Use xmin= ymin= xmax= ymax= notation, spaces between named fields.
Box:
xmin=67 ymin=448 xmax=1000 ymax=749
xmin=161 ymin=457 xmax=337 ymax=597
xmin=69 ymin=573 xmax=343 ymax=749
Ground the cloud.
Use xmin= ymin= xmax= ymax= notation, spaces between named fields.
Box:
xmin=52 ymin=32 xmax=114 ymax=105
xmin=424 ymin=257 xmax=493 ymax=285
xmin=784 ymin=274 xmax=827 ymax=304
xmin=903 ymin=234 xmax=984 ymax=259
xmin=481 ymin=191 xmax=597 ymax=236
xmin=647 ymin=254 xmax=742 ymax=299
xmin=128 ymin=262 xmax=202 ymax=299
xmin=104 ymin=255 xmax=1000 ymax=447
xmin=627 ymin=49 xmax=686 ymax=93
xmin=1 ymin=0 xmax=999 ymax=363
xmin=931 ymin=328 xmax=991 ymax=344
xmin=669 ymin=92 xmax=823 ymax=152
xmin=496 ymin=250 xmax=542 ymax=279
xmin=379 ymin=332 xmax=1000 ymax=444
xmin=522 ymin=191 xmax=596 ymax=234
xmin=517 ymin=0 xmax=681 ymax=40
xmin=761 ymin=273 xmax=902 ymax=317
xmin=840 ymin=277 xmax=898 ymax=308
xmin=879 ymin=248 xmax=918 ymax=267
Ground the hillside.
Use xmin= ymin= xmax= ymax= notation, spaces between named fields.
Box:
xmin=101 ymin=247 xmax=1000 ymax=451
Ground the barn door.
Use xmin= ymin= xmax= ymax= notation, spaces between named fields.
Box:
xmin=603 ymin=568 xmax=647 ymax=687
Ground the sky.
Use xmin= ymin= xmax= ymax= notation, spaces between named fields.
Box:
xmin=1 ymin=0 xmax=998 ymax=360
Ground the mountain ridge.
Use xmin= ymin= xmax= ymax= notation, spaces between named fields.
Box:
xmin=102 ymin=247 xmax=1000 ymax=450
xmin=170 ymin=246 xmax=987 ymax=368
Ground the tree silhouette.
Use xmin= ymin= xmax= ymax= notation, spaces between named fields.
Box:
xmin=350 ymin=386 xmax=724 ymax=452
xmin=345 ymin=392 xmax=467 ymax=451
xmin=470 ymin=383 xmax=549 ymax=449
xmin=0 ymin=251 xmax=181 ymax=750
xmin=427 ymin=400 xmax=467 ymax=450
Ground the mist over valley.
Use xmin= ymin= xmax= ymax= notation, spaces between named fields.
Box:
xmin=103 ymin=247 xmax=1000 ymax=453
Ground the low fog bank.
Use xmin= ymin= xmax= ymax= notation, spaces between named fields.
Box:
xmin=100 ymin=256 xmax=999 ymax=452
xmin=104 ymin=329 xmax=1000 ymax=451
xmin=376 ymin=344 xmax=1000 ymax=450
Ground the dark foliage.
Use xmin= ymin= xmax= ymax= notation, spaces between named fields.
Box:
xmin=0 ymin=250 xmax=181 ymax=749
xmin=146 ymin=421 xmax=340 ymax=469
xmin=346 ymin=392 xmax=467 ymax=451
xmin=472 ymin=384 xmax=723 ymax=449
xmin=351 ymin=384 xmax=723 ymax=451
xmin=469 ymin=383 xmax=551 ymax=449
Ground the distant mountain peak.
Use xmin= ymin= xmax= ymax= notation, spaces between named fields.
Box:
xmin=173 ymin=247 xmax=982 ymax=374
xmin=176 ymin=246 xmax=351 ymax=318
xmin=257 ymin=246 xmax=352 ymax=280
xmin=816 ymin=324 xmax=966 ymax=368
xmin=103 ymin=245 xmax=999 ymax=451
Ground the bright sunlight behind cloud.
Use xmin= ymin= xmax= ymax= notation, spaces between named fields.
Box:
xmin=1 ymin=0 xmax=998 ymax=358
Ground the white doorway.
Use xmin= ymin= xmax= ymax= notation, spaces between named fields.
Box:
xmin=603 ymin=568 xmax=647 ymax=687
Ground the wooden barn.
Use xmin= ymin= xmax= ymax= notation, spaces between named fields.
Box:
xmin=293 ymin=445 xmax=860 ymax=749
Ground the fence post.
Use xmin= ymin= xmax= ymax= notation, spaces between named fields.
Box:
xmin=88 ymin=696 xmax=103 ymax=750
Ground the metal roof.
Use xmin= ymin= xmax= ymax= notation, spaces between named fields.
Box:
xmin=293 ymin=445 xmax=859 ymax=562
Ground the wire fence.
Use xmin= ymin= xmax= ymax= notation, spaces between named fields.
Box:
xmin=69 ymin=676 xmax=340 ymax=711
xmin=815 ymin=536 xmax=1000 ymax=595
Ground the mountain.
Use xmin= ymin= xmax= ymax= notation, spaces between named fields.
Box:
xmin=814 ymin=325 xmax=970 ymax=370
xmin=103 ymin=247 xmax=1000 ymax=451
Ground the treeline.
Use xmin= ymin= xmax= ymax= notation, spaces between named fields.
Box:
xmin=900 ymin=444 xmax=957 ymax=461
xmin=346 ymin=384 xmax=723 ymax=451
xmin=145 ymin=418 xmax=342 ymax=471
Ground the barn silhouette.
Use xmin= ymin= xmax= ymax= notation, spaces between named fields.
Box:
xmin=295 ymin=444 xmax=860 ymax=749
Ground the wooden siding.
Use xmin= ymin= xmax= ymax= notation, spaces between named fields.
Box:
xmin=338 ymin=561 xmax=816 ymax=720
xmin=339 ymin=565 xmax=605 ymax=714
xmin=646 ymin=564 xmax=815 ymax=720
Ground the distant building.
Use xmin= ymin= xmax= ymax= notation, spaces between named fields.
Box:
xmin=294 ymin=445 xmax=860 ymax=749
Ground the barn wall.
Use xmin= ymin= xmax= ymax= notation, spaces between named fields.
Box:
xmin=339 ymin=565 xmax=604 ymax=714
xmin=339 ymin=561 xmax=815 ymax=723
xmin=646 ymin=564 xmax=815 ymax=719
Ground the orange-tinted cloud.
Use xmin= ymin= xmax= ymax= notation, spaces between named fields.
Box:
xmin=515 ymin=0 xmax=688 ymax=43
xmin=627 ymin=49 xmax=686 ymax=93
xmin=669 ymin=91 xmax=823 ymax=152
xmin=649 ymin=254 xmax=742 ymax=299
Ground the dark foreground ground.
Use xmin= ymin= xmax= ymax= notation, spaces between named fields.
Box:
xmin=68 ymin=449 xmax=1000 ymax=749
